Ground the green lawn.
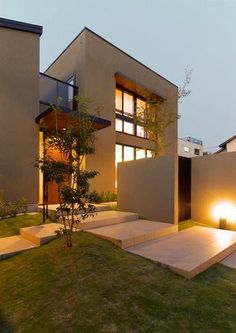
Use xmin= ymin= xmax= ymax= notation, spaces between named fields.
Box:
xmin=0 ymin=215 xmax=236 ymax=332
xmin=0 ymin=213 xmax=47 ymax=238
xmin=178 ymin=219 xmax=214 ymax=231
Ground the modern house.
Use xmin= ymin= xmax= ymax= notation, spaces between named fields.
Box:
xmin=216 ymin=134 xmax=236 ymax=153
xmin=0 ymin=17 xmax=178 ymax=208
xmin=178 ymin=137 xmax=203 ymax=158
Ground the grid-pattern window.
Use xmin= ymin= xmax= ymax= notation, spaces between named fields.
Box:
xmin=115 ymin=87 xmax=147 ymax=138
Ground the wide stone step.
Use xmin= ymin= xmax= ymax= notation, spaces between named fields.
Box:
xmin=38 ymin=202 xmax=116 ymax=215
xmin=20 ymin=223 xmax=62 ymax=246
xmin=86 ymin=220 xmax=178 ymax=248
xmin=0 ymin=235 xmax=37 ymax=260
xmin=127 ymin=226 xmax=236 ymax=279
xmin=74 ymin=210 xmax=139 ymax=230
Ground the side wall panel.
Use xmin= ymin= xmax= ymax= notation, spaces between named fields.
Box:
xmin=0 ymin=28 xmax=40 ymax=204
xmin=117 ymin=155 xmax=178 ymax=225
xmin=191 ymin=152 xmax=236 ymax=230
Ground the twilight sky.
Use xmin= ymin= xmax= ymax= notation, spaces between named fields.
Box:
xmin=1 ymin=0 xmax=236 ymax=151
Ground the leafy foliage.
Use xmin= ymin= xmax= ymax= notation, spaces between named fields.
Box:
xmin=35 ymin=97 xmax=100 ymax=247
xmin=0 ymin=196 xmax=28 ymax=219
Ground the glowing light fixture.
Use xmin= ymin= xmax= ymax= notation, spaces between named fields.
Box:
xmin=212 ymin=202 xmax=236 ymax=229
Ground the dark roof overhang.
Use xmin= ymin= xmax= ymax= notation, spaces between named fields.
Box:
xmin=36 ymin=103 xmax=111 ymax=133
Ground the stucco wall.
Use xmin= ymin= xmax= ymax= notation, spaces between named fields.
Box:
xmin=117 ymin=155 xmax=178 ymax=224
xmin=46 ymin=28 xmax=178 ymax=193
xmin=0 ymin=27 xmax=40 ymax=203
xmin=191 ymin=152 xmax=236 ymax=230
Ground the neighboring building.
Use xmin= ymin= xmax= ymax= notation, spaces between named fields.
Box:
xmin=0 ymin=17 xmax=178 ymax=206
xmin=216 ymin=135 xmax=236 ymax=153
xmin=178 ymin=137 xmax=203 ymax=158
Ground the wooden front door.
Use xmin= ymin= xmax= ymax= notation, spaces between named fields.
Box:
xmin=47 ymin=147 xmax=64 ymax=204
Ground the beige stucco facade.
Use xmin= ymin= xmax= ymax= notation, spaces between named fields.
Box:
xmin=0 ymin=22 xmax=41 ymax=204
xmin=0 ymin=20 xmax=177 ymax=206
xmin=46 ymin=28 xmax=178 ymax=192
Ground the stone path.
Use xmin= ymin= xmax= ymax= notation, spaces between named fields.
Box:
xmin=127 ymin=227 xmax=236 ymax=279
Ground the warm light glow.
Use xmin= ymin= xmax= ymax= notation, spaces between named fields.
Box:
xmin=212 ymin=202 xmax=236 ymax=221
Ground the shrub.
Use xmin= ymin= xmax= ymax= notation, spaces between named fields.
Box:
xmin=88 ymin=191 xmax=117 ymax=204
xmin=0 ymin=196 xmax=28 ymax=220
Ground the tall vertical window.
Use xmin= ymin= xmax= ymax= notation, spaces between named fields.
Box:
xmin=123 ymin=92 xmax=134 ymax=116
xmin=115 ymin=89 xmax=122 ymax=111
xmin=115 ymin=144 xmax=123 ymax=165
xmin=123 ymin=146 xmax=135 ymax=161
xmin=67 ymin=75 xmax=75 ymax=109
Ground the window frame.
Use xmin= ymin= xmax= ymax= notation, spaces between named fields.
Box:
xmin=115 ymin=85 xmax=148 ymax=139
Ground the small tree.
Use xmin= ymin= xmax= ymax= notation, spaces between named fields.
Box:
xmin=134 ymin=67 xmax=192 ymax=156
xmin=36 ymin=97 xmax=100 ymax=247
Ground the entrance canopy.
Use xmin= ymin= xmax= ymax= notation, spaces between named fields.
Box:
xmin=36 ymin=104 xmax=111 ymax=133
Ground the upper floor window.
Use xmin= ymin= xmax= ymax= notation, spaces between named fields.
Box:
xmin=115 ymin=87 xmax=147 ymax=138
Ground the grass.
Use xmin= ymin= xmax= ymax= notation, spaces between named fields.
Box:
xmin=0 ymin=215 xmax=236 ymax=332
xmin=0 ymin=213 xmax=48 ymax=238
xmin=178 ymin=219 xmax=215 ymax=231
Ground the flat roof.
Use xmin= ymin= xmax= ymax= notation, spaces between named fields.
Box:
xmin=0 ymin=17 xmax=42 ymax=35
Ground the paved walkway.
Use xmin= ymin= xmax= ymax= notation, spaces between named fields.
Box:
xmin=0 ymin=235 xmax=37 ymax=260
xmin=127 ymin=227 xmax=236 ymax=278
xmin=87 ymin=220 xmax=177 ymax=248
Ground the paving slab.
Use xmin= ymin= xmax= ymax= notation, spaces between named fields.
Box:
xmin=0 ymin=235 xmax=36 ymax=260
xmin=127 ymin=227 xmax=236 ymax=279
xmin=221 ymin=252 xmax=236 ymax=269
xmin=76 ymin=210 xmax=139 ymax=230
xmin=20 ymin=223 xmax=62 ymax=245
xmin=87 ymin=220 xmax=178 ymax=248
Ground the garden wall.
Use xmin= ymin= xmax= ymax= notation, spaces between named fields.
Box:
xmin=117 ymin=155 xmax=178 ymax=224
xmin=191 ymin=152 xmax=236 ymax=230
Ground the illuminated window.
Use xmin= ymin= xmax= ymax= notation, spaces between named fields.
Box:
xmin=124 ymin=92 xmax=134 ymax=115
xmin=136 ymin=148 xmax=146 ymax=160
xmin=146 ymin=150 xmax=153 ymax=158
xmin=115 ymin=144 xmax=123 ymax=165
xmin=124 ymin=121 xmax=134 ymax=135
xmin=123 ymin=146 xmax=135 ymax=161
xmin=137 ymin=125 xmax=145 ymax=138
xmin=115 ymin=118 xmax=123 ymax=132
xmin=184 ymin=146 xmax=190 ymax=153
xmin=115 ymin=89 xmax=122 ymax=111
xmin=136 ymin=98 xmax=145 ymax=117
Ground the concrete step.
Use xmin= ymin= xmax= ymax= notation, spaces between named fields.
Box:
xmin=0 ymin=235 xmax=37 ymax=260
xmin=20 ymin=223 xmax=62 ymax=246
xmin=73 ymin=210 xmax=139 ymax=230
xmin=38 ymin=202 xmax=116 ymax=215
xmin=87 ymin=220 xmax=178 ymax=249
xmin=127 ymin=226 xmax=236 ymax=279
xmin=20 ymin=211 xmax=138 ymax=246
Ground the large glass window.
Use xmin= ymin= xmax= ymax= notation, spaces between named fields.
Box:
xmin=115 ymin=144 xmax=123 ymax=165
xmin=115 ymin=118 xmax=123 ymax=132
xmin=123 ymin=146 xmax=135 ymax=161
xmin=123 ymin=92 xmax=134 ymax=115
xmin=124 ymin=121 xmax=134 ymax=135
xmin=136 ymin=98 xmax=146 ymax=117
xmin=115 ymin=87 xmax=148 ymax=138
xmin=137 ymin=125 xmax=145 ymax=138
xmin=136 ymin=148 xmax=146 ymax=160
xmin=115 ymin=89 xmax=122 ymax=111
